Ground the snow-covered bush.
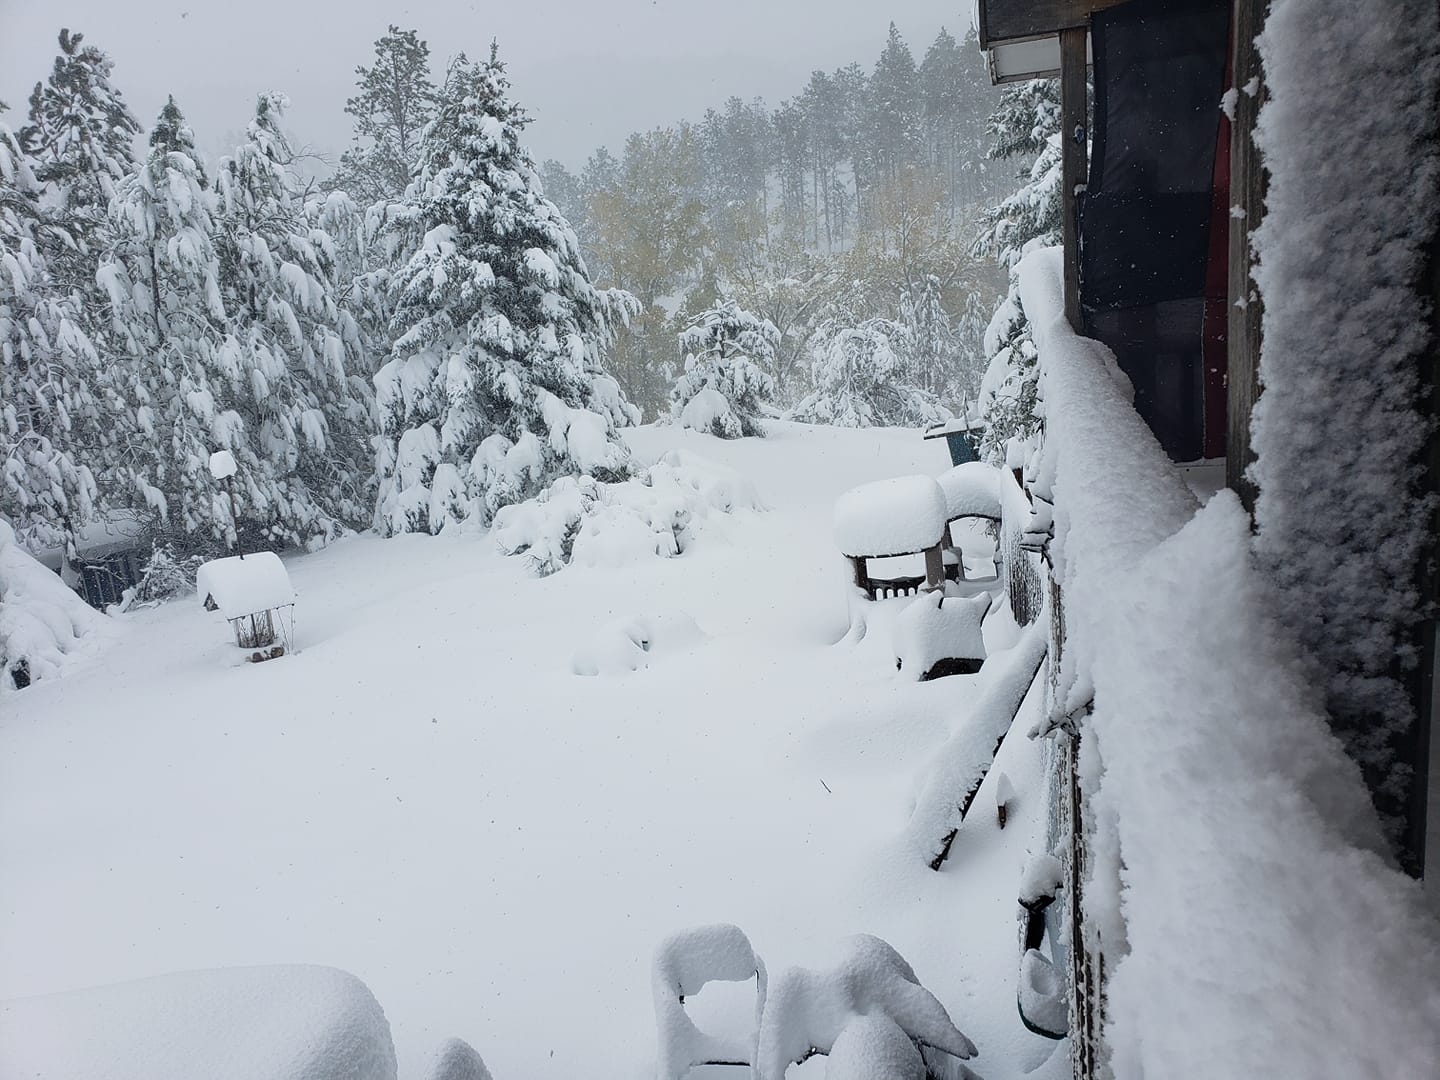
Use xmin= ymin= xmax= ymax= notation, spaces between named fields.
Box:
xmin=0 ymin=519 xmax=108 ymax=690
xmin=127 ymin=544 xmax=208 ymax=607
xmin=493 ymin=450 xmax=760 ymax=576
xmin=670 ymin=299 xmax=778 ymax=438
xmin=790 ymin=318 xmax=948 ymax=428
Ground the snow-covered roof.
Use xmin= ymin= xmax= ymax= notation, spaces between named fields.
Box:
xmin=936 ymin=463 xmax=1004 ymax=521
xmin=923 ymin=416 xmax=984 ymax=438
xmin=833 ymin=475 xmax=947 ymax=557
xmin=196 ymin=553 xmax=295 ymax=620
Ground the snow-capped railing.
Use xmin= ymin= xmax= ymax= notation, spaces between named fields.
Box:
xmin=1016 ymin=247 xmax=1440 ymax=1080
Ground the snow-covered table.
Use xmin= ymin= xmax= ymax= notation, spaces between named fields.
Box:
xmin=832 ymin=475 xmax=949 ymax=599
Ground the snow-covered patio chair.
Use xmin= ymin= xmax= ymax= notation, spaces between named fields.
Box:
xmin=833 ymin=475 xmax=948 ymax=600
xmin=936 ymin=462 xmax=1004 ymax=583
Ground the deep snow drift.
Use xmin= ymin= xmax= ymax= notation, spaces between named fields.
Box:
xmin=0 ymin=422 xmax=1066 ymax=1080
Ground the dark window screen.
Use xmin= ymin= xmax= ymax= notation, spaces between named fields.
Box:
xmin=1081 ymin=0 xmax=1230 ymax=461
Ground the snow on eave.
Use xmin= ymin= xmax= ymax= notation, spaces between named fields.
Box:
xmin=196 ymin=553 xmax=295 ymax=621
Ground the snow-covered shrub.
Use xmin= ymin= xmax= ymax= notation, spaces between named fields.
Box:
xmin=493 ymin=450 xmax=760 ymax=576
xmin=670 ymin=299 xmax=778 ymax=438
xmin=0 ymin=519 xmax=108 ymax=690
xmin=653 ymin=923 xmax=766 ymax=1080
xmin=755 ymin=934 xmax=976 ymax=1079
xmin=790 ymin=318 xmax=948 ymax=429
xmin=128 ymin=544 xmax=208 ymax=607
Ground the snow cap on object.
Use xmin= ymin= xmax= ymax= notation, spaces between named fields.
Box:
xmin=833 ymin=475 xmax=947 ymax=557
xmin=893 ymin=591 xmax=988 ymax=681
xmin=826 ymin=1014 xmax=925 ymax=1080
xmin=196 ymin=552 xmax=295 ymax=620
xmin=423 ymin=1038 xmax=493 ymax=1080
xmin=209 ymin=450 xmax=238 ymax=480
xmin=935 ymin=463 xmax=1003 ymax=521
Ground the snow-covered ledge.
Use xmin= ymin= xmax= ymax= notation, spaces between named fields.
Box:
xmin=1017 ymin=247 xmax=1440 ymax=1079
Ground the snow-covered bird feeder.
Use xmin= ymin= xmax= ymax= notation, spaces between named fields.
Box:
xmin=833 ymin=475 xmax=948 ymax=600
xmin=923 ymin=414 xmax=985 ymax=466
xmin=196 ymin=552 xmax=295 ymax=662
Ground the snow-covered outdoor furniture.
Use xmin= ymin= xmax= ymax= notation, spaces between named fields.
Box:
xmin=653 ymin=923 xmax=766 ymax=1079
xmin=833 ymin=475 xmax=948 ymax=600
xmin=197 ymin=552 xmax=295 ymax=661
xmin=936 ymin=462 xmax=1005 ymax=582
xmin=0 ymin=520 xmax=109 ymax=690
xmin=0 ymin=964 xmax=397 ymax=1080
xmin=893 ymin=591 xmax=989 ymax=680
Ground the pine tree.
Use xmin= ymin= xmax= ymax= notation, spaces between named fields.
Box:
xmin=374 ymin=50 xmax=638 ymax=536
xmin=900 ymin=274 xmax=962 ymax=398
xmin=670 ymin=298 xmax=777 ymax=438
xmin=19 ymin=29 xmax=142 ymax=296
xmin=0 ymin=122 xmax=103 ymax=555
xmin=866 ymin=25 xmax=923 ymax=189
xmin=97 ymin=97 xmax=250 ymax=549
xmin=216 ymin=92 xmax=376 ymax=543
xmin=973 ymin=79 xmax=1062 ymax=461
xmin=330 ymin=26 xmax=439 ymax=205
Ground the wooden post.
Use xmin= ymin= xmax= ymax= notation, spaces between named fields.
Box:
xmin=1060 ymin=26 xmax=1089 ymax=333
xmin=923 ymin=544 xmax=946 ymax=592
xmin=850 ymin=555 xmax=871 ymax=598
xmin=1226 ymin=0 xmax=1268 ymax=514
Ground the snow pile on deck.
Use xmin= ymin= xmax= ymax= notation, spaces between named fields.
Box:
xmin=196 ymin=552 xmax=295 ymax=619
xmin=833 ymin=475 xmax=946 ymax=557
xmin=0 ymin=965 xmax=397 ymax=1080
xmin=0 ymin=519 xmax=108 ymax=690
xmin=935 ymin=462 xmax=1002 ymax=521
xmin=494 ymin=450 xmax=759 ymax=575
xmin=1018 ymin=246 xmax=1440 ymax=1078
xmin=1250 ymin=0 xmax=1440 ymax=835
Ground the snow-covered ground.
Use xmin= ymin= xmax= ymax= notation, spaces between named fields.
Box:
xmin=0 ymin=421 xmax=1066 ymax=1080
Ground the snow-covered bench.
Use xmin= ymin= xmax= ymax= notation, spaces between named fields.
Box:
xmin=833 ymin=475 xmax=948 ymax=600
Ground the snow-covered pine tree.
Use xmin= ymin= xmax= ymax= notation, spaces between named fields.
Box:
xmin=374 ymin=49 xmax=638 ymax=536
xmin=19 ymin=29 xmax=142 ymax=297
xmin=972 ymin=79 xmax=1061 ymax=461
xmin=899 ymin=273 xmax=963 ymax=398
xmin=98 ymin=97 xmax=253 ymax=550
xmin=216 ymin=92 xmax=376 ymax=544
xmin=330 ymin=26 xmax=439 ymax=206
xmin=791 ymin=316 xmax=947 ymax=428
xmin=670 ymin=298 xmax=777 ymax=438
xmin=0 ymin=121 xmax=103 ymax=556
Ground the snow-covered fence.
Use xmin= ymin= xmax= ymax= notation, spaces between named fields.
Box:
xmin=1017 ymin=245 xmax=1440 ymax=1079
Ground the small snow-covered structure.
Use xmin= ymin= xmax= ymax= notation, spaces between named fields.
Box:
xmin=0 ymin=964 xmax=397 ymax=1080
xmin=197 ymin=552 xmax=295 ymax=658
xmin=923 ymin=413 xmax=985 ymax=466
xmin=833 ymin=475 xmax=948 ymax=599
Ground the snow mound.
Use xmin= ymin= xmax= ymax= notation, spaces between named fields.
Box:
xmin=0 ymin=519 xmax=108 ymax=690
xmin=893 ymin=591 xmax=989 ymax=681
xmin=935 ymin=462 xmax=1003 ymax=521
xmin=495 ymin=453 xmax=760 ymax=576
xmin=196 ymin=552 xmax=295 ymax=619
xmin=833 ymin=475 xmax=946 ymax=558
xmin=825 ymin=1014 xmax=925 ymax=1080
xmin=0 ymin=964 xmax=397 ymax=1080
xmin=677 ymin=387 xmax=743 ymax=438
xmin=653 ymin=924 xmax=766 ymax=1079
xmin=755 ymin=934 xmax=975 ymax=1078
xmin=423 ymin=1037 xmax=494 ymax=1080
xmin=570 ymin=612 xmax=705 ymax=677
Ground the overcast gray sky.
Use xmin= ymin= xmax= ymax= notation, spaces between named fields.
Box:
xmin=0 ymin=1 xmax=976 ymax=171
